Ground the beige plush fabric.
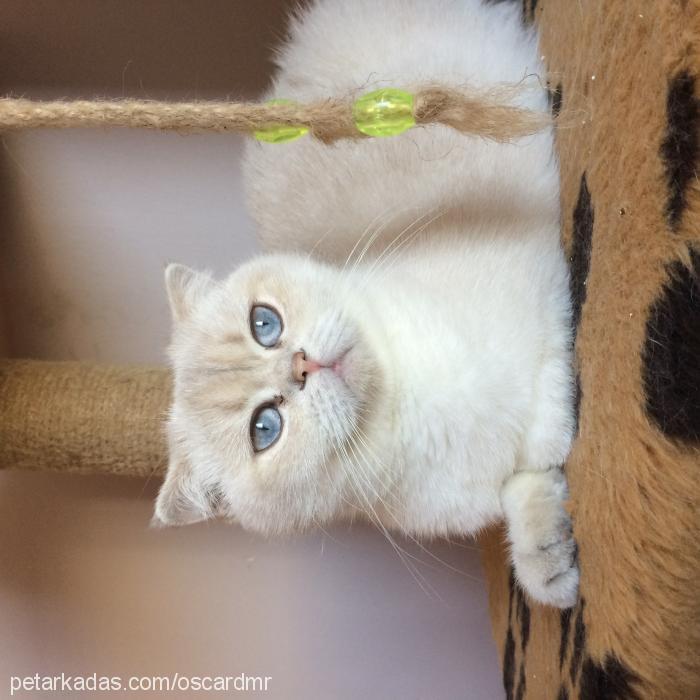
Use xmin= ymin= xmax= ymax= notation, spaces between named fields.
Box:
xmin=480 ymin=2 xmax=700 ymax=698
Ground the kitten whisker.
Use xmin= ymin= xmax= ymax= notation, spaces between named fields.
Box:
xmin=352 ymin=208 xmax=431 ymax=287
xmin=342 ymin=204 xmax=400 ymax=273
xmin=347 ymin=430 xmax=483 ymax=583
xmin=348 ymin=205 xmax=411 ymax=275
xmin=358 ymin=208 xmax=447 ymax=292
xmin=343 ymin=426 xmax=469 ymax=590
xmin=307 ymin=225 xmax=336 ymax=260
xmin=329 ymin=415 xmax=441 ymax=600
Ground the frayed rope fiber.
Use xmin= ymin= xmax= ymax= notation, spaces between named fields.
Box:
xmin=0 ymin=85 xmax=548 ymax=143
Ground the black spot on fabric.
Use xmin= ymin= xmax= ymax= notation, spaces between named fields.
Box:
xmin=513 ymin=587 xmax=529 ymax=700
xmin=503 ymin=568 xmax=517 ymax=700
xmin=660 ymin=71 xmax=699 ymax=230
xmin=570 ymin=174 xmax=594 ymax=333
xmin=557 ymin=686 xmax=570 ymax=700
xmin=579 ymin=655 xmax=641 ymax=700
xmin=508 ymin=567 xmax=516 ymax=617
xmin=521 ymin=1 xmax=529 ymax=23
xmin=550 ymin=82 xmax=563 ymax=118
xmin=503 ymin=627 xmax=516 ymax=700
xmin=520 ymin=0 xmax=538 ymax=23
xmin=515 ymin=664 xmax=526 ymax=700
xmin=569 ymin=600 xmax=586 ymax=685
xmin=559 ymin=606 xmax=573 ymax=669
xmin=516 ymin=591 xmax=531 ymax=652
xmin=573 ymin=371 xmax=582 ymax=436
xmin=642 ymin=247 xmax=700 ymax=443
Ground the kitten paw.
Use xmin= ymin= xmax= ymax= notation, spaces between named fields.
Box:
xmin=501 ymin=469 xmax=580 ymax=608
xmin=512 ymin=532 xmax=579 ymax=608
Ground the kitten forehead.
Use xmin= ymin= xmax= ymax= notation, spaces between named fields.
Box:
xmin=221 ymin=253 xmax=336 ymax=300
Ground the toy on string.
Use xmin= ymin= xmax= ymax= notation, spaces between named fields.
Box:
xmin=0 ymin=86 xmax=549 ymax=143
xmin=254 ymin=89 xmax=418 ymax=142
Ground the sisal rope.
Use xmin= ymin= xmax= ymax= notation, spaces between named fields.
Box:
xmin=0 ymin=360 xmax=170 ymax=476
xmin=0 ymin=85 xmax=549 ymax=142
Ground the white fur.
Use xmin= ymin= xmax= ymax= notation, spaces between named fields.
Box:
xmin=155 ymin=0 xmax=579 ymax=608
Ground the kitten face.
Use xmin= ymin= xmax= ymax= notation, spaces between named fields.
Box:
xmin=154 ymin=254 xmax=385 ymax=534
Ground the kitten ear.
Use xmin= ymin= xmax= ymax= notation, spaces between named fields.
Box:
xmin=164 ymin=263 xmax=215 ymax=323
xmin=152 ymin=453 xmax=213 ymax=527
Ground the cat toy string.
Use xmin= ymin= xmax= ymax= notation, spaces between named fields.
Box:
xmin=0 ymin=85 xmax=548 ymax=143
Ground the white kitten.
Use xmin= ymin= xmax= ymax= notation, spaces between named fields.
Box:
xmin=155 ymin=0 xmax=579 ymax=608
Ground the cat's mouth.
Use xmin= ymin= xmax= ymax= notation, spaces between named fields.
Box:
xmin=328 ymin=344 xmax=375 ymax=402
xmin=330 ymin=349 xmax=350 ymax=380
xmin=309 ymin=346 xmax=357 ymax=393
xmin=306 ymin=327 xmax=375 ymax=402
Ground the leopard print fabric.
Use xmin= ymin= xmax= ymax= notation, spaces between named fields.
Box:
xmin=480 ymin=2 xmax=700 ymax=698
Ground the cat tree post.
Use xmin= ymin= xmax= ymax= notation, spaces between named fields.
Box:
xmin=0 ymin=359 xmax=170 ymax=476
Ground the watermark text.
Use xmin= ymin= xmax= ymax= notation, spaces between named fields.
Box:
xmin=9 ymin=672 xmax=272 ymax=695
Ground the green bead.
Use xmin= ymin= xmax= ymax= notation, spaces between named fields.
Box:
xmin=352 ymin=88 xmax=416 ymax=137
xmin=254 ymin=99 xmax=309 ymax=144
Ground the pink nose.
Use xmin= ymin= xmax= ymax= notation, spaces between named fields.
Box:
xmin=292 ymin=351 xmax=322 ymax=384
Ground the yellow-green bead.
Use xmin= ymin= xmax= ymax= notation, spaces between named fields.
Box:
xmin=254 ymin=99 xmax=309 ymax=144
xmin=352 ymin=88 xmax=416 ymax=137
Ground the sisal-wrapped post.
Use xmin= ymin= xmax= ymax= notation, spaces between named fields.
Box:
xmin=0 ymin=360 xmax=170 ymax=477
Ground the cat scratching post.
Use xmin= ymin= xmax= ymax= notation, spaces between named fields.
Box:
xmin=0 ymin=360 xmax=170 ymax=476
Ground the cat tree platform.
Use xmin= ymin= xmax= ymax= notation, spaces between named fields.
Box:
xmin=478 ymin=2 xmax=700 ymax=699
xmin=1 ymin=1 xmax=698 ymax=698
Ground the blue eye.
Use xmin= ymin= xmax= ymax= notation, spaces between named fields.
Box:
xmin=250 ymin=305 xmax=283 ymax=347
xmin=251 ymin=404 xmax=283 ymax=452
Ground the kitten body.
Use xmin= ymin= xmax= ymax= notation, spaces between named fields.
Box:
xmin=156 ymin=0 xmax=579 ymax=608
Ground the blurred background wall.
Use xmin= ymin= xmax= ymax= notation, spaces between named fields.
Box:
xmin=0 ymin=3 xmax=501 ymax=698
